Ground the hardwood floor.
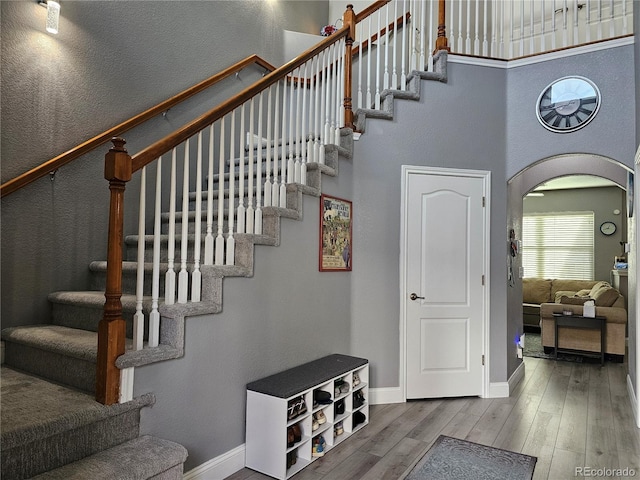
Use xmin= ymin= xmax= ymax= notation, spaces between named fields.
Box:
xmin=227 ymin=356 xmax=639 ymax=480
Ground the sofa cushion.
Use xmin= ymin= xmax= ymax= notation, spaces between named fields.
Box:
xmin=576 ymin=289 xmax=591 ymax=297
xmin=551 ymin=279 xmax=599 ymax=300
xmin=554 ymin=290 xmax=577 ymax=303
xmin=523 ymin=278 xmax=552 ymax=304
xmin=559 ymin=295 xmax=590 ymax=305
xmin=590 ymin=285 xmax=621 ymax=307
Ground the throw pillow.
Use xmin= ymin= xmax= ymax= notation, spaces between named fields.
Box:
xmin=554 ymin=290 xmax=577 ymax=303
xmin=590 ymin=286 xmax=620 ymax=307
xmin=559 ymin=295 xmax=590 ymax=305
xmin=575 ymin=289 xmax=591 ymax=297
xmin=523 ymin=278 xmax=552 ymax=304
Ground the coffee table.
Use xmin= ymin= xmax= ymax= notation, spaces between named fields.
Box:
xmin=552 ymin=313 xmax=606 ymax=366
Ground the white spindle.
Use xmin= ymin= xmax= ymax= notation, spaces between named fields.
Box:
xmin=530 ymin=0 xmax=535 ymax=55
xmin=450 ymin=0 xmax=456 ymax=53
xmin=215 ymin=120 xmax=225 ymax=266
xmin=332 ymin=42 xmax=340 ymax=143
xmin=165 ymin=148 xmax=177 ymax=304
xmin=562 ymin=0 xmax=568 ymax=47
xmin=191 ymin=132 xmax=202 ymax=303
xmin=204 ymin=125 xmax=215 ymax=265
xmin=585 ymin=0 xmax=591 ymax=42
xmin=255 ymin=93 xmax=263 ymax=235
xmin=384 ymin=3 xmax=390 ymax=88
xmin=280 ymin=78 xmax=288 ymax=207
xmin=482 ymin=0 xmax=488 ymax=56
xmin=401 ymin=0 xmax=408 ymax=88
xmin=574 ymin=0 xmax=580 ymax=45
xmin=410 ymin=0 xmax=417 ymax=71
xmin=264 ymin=87 xmax=273 ymax=207
xmin=466 ymin=0 xmax=471 ymax=54
xmin=237 ymin=103 xmax=246 ymax=234
xmin=366 ymin=16 xmax=372 ymax=107
xmin=287 ymin=68 xmax=295 ymax=184
xmin=247 ymin=98 xmax=255 ymax=234
xmin=149 ymin=157 xmax=161 ymax=347
xmin=520 ymin=0 xmax=525 ymax=56
xmin=491 ymin=0 xmax=498 ymax=56
xmin=300 ymin=61 xmax=308 ymax=185
xmin=316 ymin=53 xmax=324 ymax=164
xmin=227 ymin=111 xmax=236 ymax=265
xmin=375 ymin=11 xmax=381 ymax=110
xmin=475 ymin=0 xmax=481 ymax=55
xmin=609 ymin=0 xmax=615 ymax=37
xmin=458 ymin=0 xmax=463 ymax=54
xmin=419 ymin=0 xmax=425 ymax=69
xmin=306 ymin=58 xmax=315 ymax=165
xmin=499 ymin=0 xmax=505 ymax=57
xmin=295 ymin=67 xmax=302 ymax=183
xmin=272 ymin=83 xmax=281 ymax=208
xmin=120 ymin=368 xmax=134 ymax=403
xmin=541 ymin=0 xmax=547 ymax=51
xmin=428 ymin=0 xmax=434 ymax=71
xmin=324 ymin=46 xmax=332 ymax=146
xmin=552 ymin=0 xmax=557 ymax=49
xmin=597 ymin=0 xmax=602 ymax=40
xmin=134 ymin=166 xmax=146 ymax=350
xmin=178 ymin=139 xmax=190 ymax=303
xmin=622 ymin=0 xmax=628 ymax=35
xmin=509 ymin=0 xmax=514 ymax=58
xmin=393 ymin=0 xmax=399 ymax=87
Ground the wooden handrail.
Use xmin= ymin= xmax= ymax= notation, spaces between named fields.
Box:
xmin=351 ymin=12 xmax=411 ymax=57
xmin=131 ymin=26 xmax=350 ymax=172
xmin=0 ymin=55 xmax=275 ymax=199
xmin=355 ymin=0 xmax=391 ymax=23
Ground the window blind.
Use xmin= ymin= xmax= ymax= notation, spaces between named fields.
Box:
xmin=522 ymin=212 xmax=594 ymax=280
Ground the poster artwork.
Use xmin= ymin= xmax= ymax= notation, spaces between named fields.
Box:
xmin=320 ymin=194 xmax=352 ymax=271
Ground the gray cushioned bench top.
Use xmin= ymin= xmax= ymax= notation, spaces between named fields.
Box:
xmin=247 ymin=354 xmax=368 ymax=398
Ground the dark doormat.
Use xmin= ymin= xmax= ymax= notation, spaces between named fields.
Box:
xmin=523 ymin=332 xmax=601 ymax=363
xmin=402 ymin=435 xmax=536 ymax=480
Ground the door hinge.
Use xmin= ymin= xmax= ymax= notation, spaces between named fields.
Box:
xmin=482 ymin=274 xmax=485 ymax=285
xmin=482 ymin=196 xmax=486 ymax=207
xmin=482 ymin=354 xmax=485 ymax=366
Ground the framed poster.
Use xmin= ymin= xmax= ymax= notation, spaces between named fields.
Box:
xmin=628 ymin=171 xmax=634 ymax=218
xmin=319 ymin=194 xmax=352 ymax=271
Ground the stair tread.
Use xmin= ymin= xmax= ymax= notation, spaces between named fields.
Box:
xmin=29 ymin=434 xmax=187 ymax=480
xmin=1 ymin=325 xmax=99 ymax=362
xmin=0 ymin=366 xmax=154 ymax=449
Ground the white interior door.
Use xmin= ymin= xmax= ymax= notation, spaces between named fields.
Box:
xmin=403 ymin=167 xmax=488 ymax=399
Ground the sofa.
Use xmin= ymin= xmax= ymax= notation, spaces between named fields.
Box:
xmin=523 ymin=278 xmax=627 ymax=358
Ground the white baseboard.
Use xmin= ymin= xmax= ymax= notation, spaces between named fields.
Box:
xmin=508 ymin=361 xmax=526 ymax=395
xmin=627 ymin=374 xmax=640 ymax=428
xmin=369 ymin=386 xmax=405 ymax=405
xmin=183 ymin=444 xmax=245 ymax=480
xmin=488 ymin=381 xmax=510 ymax=398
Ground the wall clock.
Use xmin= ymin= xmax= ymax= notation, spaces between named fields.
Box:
xmin=599 ymin=221 xmax=616 ymax=236
xmin=536 ymin=76 xmax=601 ymax=133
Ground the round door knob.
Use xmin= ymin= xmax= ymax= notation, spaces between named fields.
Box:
xmin=410 ymin=293 xmax=425 ymax=301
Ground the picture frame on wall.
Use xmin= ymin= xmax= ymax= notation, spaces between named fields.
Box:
xmin=628 ymin=171 xmax=634 ymax=218
xmin=319 ymin=194 xmax=352 ymax=271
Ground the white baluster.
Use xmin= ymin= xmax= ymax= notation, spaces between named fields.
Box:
xmin=178 ymin=139 xmax=190 ymax=303
xmin=191 ymin=132 xmax=202 ymax=303
xmin=280 ymin=77 xmax=287 ymax=207
xmin=541 ymin=0 xmax=547 ymax=52
xmin=499 ymin=0 xmax=505 ymax=58
xmin=119 ymin=368 xmax=134 ymax=403
xmin=165 ymin=148 xmax=177 ymax=304
xmin=149 ymin=157 xmax=161 ymax=346
xmin=475 ymin=0 xmax=480 ymax=55
xmin=562 ymin=0 xmax=568 ymax=47
xmin=375 ymin=11 xmax=381 ymax=110
xmin=450 ymin=0 xmax=456 ymax=53
xmin=574 ymin=0 xmax=580 ymax=45
xmin=227 ymin=110 xmax=236 ymax=265
xmin=366 ymin=16 xmax=372 ymax=107
xmin=255 ymin=93 xmax=263 ymax=235
xmin=215 ymin=121 xmax=225 ymax=266
xmin=384 ymin=3 xmax=390 ymax=88
xmin=134 ymin=166 xmax=146 ymax=350
xmin=597 ymin=0 xmax=602 ymax=40
xmin=585 ymin=0 xmax=591 ymax=42
xmin=401 ymin=0 xmax=407 ymax=89
xmin=264 ymin=86 xmax=273 ymax=207
xmin=247 ymin=97 xmax=255 ymax=234
xmin=552 ymin=0 xmax=558 ymax=48
xmin=609 ymin=0 xmax=615 ymax=37
xmin=482 ymin=0 xmax=488 ymax=56
xmin=458 ymin=0 xmax=464 ymax=54
xmin=428 ymin=0 xmax=434 ymax=71
xmin=287 ymin=68 xmax=295 ymax=184
xmin=520 ymin=0 xmax=525 ymax=56
xmin=272 ymin=82 xmax=281 ymax=208
xmin=621 ymin=0 xmax=627 ymax=35
xmin=331 ymin=43 xmax=340 ymax=143
xmin=324 ymin=46 xmax=332 ymax=145
xmin=491 ymin=0 xmax=498 ymax=57
xmin=315 ymin=53 xmax=323 ymax=164
xmin=466 ymin=0 xmax=471 ymax=54
xmin=204 ymin=125 xmax=215 ymax=265
xmin=419 ymin=0 xmax=426 ymax=69
xmin=237 ymin=103 xmax=246 ymax=234
xmin=392 ymin=0 xmax=399 ymax=88
xmin=530 ymin=0 xmax=535 ymax=54
xmin=300 ymin=61 xmax=308 ymax=185
xmin=306 ymin=57 xmax=315 ymax=165
xmin=509 ymin=0 xmax=514 ymax=58
xmin=295 ymin=67 xmax=302 ymax=183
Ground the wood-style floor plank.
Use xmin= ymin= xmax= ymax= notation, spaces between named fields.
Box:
xmin=226 ymin=356 xmax=639 ymax=480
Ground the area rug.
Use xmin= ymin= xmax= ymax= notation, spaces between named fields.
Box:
xmin=523 ymin=331 xmax=589 ymax=362
xmin=403 ymin=435 xmax=536 ymax=480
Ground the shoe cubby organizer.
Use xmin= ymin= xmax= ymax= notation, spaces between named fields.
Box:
xmin=246 ymin=354 xmax=369 ymax=479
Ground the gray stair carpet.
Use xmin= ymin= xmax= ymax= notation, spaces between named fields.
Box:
xmin=0 ymin=366 xmax=186 ymax=479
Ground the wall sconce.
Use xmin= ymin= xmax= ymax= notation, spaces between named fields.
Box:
xmin=39 ymin=0 xmax=60 ymax=35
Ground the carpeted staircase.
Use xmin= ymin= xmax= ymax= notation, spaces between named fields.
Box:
xmin=0 ymin=51 xmax=447 ymax=479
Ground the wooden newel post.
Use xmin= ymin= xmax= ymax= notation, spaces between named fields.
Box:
xmin=96 ymin=137 xmax=131 ymax=405
xmin=343 ymin=4 xmax=356 ymax=130
xmin=435 ymin=0 xmax=450 ymax=52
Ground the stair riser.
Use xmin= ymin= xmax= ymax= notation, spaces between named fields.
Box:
xmin=3 ymin=342 xmax=95 ymax=394
xmin=1 ymin=406 xmax=141 ymax=479
xmin=51 ymin=303 xmax=140 ymax=339
xmin=90 ymin=269 xmax=166 ymax=298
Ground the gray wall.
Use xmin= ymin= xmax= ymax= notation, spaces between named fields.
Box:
xmin=350 ymin=62 xmax=509 ymax=386
xmin=523 ymin=186 xmax=627 ymax=281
